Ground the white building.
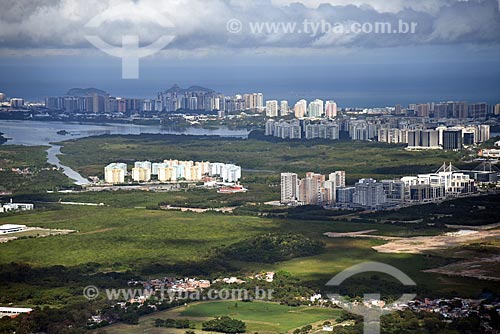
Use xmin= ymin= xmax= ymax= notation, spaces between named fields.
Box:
xmin=281 ymin=173 xmax=299 ymax=204
xmin=353 ymin=178 xmax=386 ymax=208
xmin=308 ymin=99 xmax=324 ymax=118
xmin=158 ymin=167 xmax=177 ymax=182
xmin=104 ymin=163 xmax=127 ymax=184
xmin=294 ymin=99 xmax=307 ymax=118
xmin=132 ymin=167 xmax=152 ymax=182
xmin=280 ymin=100 xmax=289 ymax=116
xmin=152 ymin=162 xmax=169 ymax=175
xmin=0 ymin=224 xmax=27 ymax=234
xmin=221 ymin=164 xmax=242 ymax=183
xmin=135 ymin=161 xmax=152 ymax=170
xmin=1 ymin=200 xmax=34 ymax=213
xmin=266 ymin=100 xmax=279 ymax=118
xmin=325 ymin=100 xmax=338 ymax=118
xmin=0 ymin=307 xmax=33 ymax=318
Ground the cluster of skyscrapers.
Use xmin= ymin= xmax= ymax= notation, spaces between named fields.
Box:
xmin=45 ymin=94 xmax=145 ymax=114
xmin=281 ymin=163 xmax=497 ymax=210
xmin=402 ymin=102 xmax=496 ymax=119
xmin=104 ymin=160 xmax=241 ymax=184
xmin=380 ymin=124 xmax=490 ymax=150
xmin=266 ymin=119 xmax=340 ymax=140
xmin=265 ymin=99 xmax=338 ymax=119
xmin=281 ymin=171 xmax=345 ymax=206
xmin=266 ymin=117 xmax=490 ymax=150
xmin=43 ymin=86 xmax=267 ymax=115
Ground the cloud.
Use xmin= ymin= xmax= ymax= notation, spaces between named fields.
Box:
xmin=0 ymin=0 xmax=499 ymax=55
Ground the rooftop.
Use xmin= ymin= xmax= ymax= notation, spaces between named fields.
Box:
xmin=0 ymin=224 xmax=27 ymax=230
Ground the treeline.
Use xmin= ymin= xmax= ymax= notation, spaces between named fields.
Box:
xmin=154 ymin=318 xmax=194 ymax=329
xmin=202 ymin=316 xmax=246 ymax=333
xmin=362 ymin=194 xmax=500 ymax=226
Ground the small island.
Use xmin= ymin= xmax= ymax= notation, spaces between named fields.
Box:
xmin=0 ymin=132 xmax=8 ymax=144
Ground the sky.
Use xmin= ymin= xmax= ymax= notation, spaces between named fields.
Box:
xmin=0 ymin=0 xmax=500 ymax=107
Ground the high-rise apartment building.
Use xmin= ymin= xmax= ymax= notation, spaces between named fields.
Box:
xmin=280 ymin=100 xmax=289 ymax=116
xmin=353 ymin=178 xmax=386 ymax=209
xmin=325 ymin=101 xmax=338 ymax=118
xmin=266 ymin=100 xmax=279 ymax=118
xmin=281 ymin=173 xmax=299 ymax=204
xmin=104 ymin=163 xmax=127 ymax=184
xmin=294 ymin=100 xmax=307 ymax=118
xmin=308 ymin=99 xmax=324 ymax=118
xmin=468 ymin=103 xmax=489 ymax=119
xmin=132 ymin=167 xmax=152 ymax=182
xmin=495 ymin=104 xmax=500 ymax=115
xmin=443 ymin=130 xmax=463 ymax=150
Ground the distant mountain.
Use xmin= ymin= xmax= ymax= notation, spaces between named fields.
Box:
xmin=66 ymin=88 xmax=108 ymax=97
xmin=164 ymin=84 xmax=215 ymax=94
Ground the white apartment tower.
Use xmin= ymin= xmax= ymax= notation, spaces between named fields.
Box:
xmin=281 ymin=173 xmax=299 ymax=204
xmin=266 ymin=100 xmax=279 ymax=118
xmin=294 ymin=99 xmax=307 ymax=118
xmin=104 ymin=163 xmax=127 ymax=184
xmin=325 ymin=101 xmax=338 ymax=118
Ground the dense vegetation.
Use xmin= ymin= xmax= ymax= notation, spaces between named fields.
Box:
xmin=58 ymin=133 xmax=465 ymax=184
xmin=0 ymin=145 xmax=74 ymax=194
xmin=153 ymin=318 xmax=194 ymax=329
xmin=220 ymin=233 xmax=325 ymax=263
xmin=361 ymin=194 xmax=500 ymax=226
xmin=201 ymin=316 xmax=246 ymax=333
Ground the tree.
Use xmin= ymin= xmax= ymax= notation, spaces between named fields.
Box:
xmin=154 ymin=318 xmax=165 ymax=327
xmin=202 ymin=316 xmax=246 ymax=333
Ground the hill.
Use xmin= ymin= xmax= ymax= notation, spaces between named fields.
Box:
xmin=66 ymin=87 xmax=108 ymax=96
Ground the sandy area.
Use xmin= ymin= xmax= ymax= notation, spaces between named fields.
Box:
xmin=423 ymin=255 xmax=500 ymax=281
xmin=372 ymin=229 xmax=500 ymax=254
xmin=324 ymin=229 xmax=500 ymax=254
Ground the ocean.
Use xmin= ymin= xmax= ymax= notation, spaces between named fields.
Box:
xmin=1 ymin=58 xmax=500 ymax=108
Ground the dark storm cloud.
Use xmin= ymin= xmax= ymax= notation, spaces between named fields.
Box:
xmin=0 ymin=0 xmax=499 ymax=54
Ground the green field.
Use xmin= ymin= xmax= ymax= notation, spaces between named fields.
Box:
xmin=0 ymin=206 xmax=274 ymax=268
xmin=106 ymin=301 xmax=342 ymax=334
xmin=0 ymin=204 xmax=494 ymax=299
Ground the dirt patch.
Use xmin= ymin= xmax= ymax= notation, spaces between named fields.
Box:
xmin=324 ymin=229 xmax=500 ymax=255
xmin=423 ymin=255 xmax=500 ymax=281
xmin=372 ymin=229 xmax=500 ymax=254
xmin=79 ymin=228 xmax=116 ymax=235
xmin=323 ymin=230 xmax=399 ymax=241
xmin=0 ymin=227 xmax=76 ymax=243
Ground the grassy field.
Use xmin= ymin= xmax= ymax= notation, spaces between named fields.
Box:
xmin=106 ymin=301 xmax=341 ymax=334
xmin=0 ymin=206 xmax=274 ymax=268
xmin=0 ymin=204 xmax=496 ymax=298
